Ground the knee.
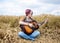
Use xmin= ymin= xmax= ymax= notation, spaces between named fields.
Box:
xmin=18 ymin=32 xmax=23 ymax=36
xmin=36 ymin=31 xmax=40 ymax=35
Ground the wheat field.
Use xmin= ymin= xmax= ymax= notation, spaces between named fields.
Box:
xmin=0 ymin=14 xmax=60 ymax=43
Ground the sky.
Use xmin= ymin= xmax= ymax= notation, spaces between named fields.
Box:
xmin=0 ymin=0 xmax=60 ymax=16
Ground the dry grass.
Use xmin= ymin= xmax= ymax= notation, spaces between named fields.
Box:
xmin=0 ymin=15 xmax=60 ymax=43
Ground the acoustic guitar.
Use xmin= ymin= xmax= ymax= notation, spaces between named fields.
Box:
xmin=20 ymin=20 xmax=39 ymax=34
xmin=20 ymin=18 xmax=48 ymax=34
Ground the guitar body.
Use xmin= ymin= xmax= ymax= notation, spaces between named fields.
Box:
xmin=20 ymin=21 xmax=39 ymax=35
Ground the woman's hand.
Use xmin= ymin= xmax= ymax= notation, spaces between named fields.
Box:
xmin=40 ymin=18 xmax=48 ymax=26
xmin=28 ymin=23 xmax=34 ymax=27
xmin=44 ymin=18 xmax=48 ymax=24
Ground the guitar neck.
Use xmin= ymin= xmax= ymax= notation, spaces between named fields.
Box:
xmin=37 ymin=20 xmax=45 ymax=26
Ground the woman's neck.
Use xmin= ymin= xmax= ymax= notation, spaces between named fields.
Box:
xmin=26 ymin=16 xmax=31 ymax=18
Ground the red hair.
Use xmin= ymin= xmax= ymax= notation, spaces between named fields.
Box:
xmin=25 ymin=9 xmax=32 ymax=16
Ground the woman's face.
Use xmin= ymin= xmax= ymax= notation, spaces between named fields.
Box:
xmin=28 ymin=11 xmax=33 ymax=17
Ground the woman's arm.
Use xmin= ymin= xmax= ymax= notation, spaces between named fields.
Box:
xmin=19 ymin=17 xmax=29 ymax=25
xmin=19 ymin=17 xmax=34 ymax=27
xmin=19 ymin=21 xmax=29 ymax=25
xmin=38 ymin=18 xmax=48 ymax=26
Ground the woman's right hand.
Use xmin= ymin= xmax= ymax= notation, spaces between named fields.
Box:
xmin=28 ymin=23 xmax=34 ymax=27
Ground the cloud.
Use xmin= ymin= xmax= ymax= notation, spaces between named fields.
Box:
xmin=38 ymin=0 xmax=60 ymax=4
xmin=51 ymin=7 xmax=60 ymax=15
xmin=0 ymin=0 xmax=60 ymax=16
xmin=0 ymin=1 xmax=24 ymax=16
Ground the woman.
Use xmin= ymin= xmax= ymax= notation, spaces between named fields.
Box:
xmin=18 ymin=9 xmax=48 ymax=40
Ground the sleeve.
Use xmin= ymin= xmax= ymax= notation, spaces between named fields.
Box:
xmin=20 ymin=16 xmax=25 ymax=21
xmin=19 ymin=16 xmax=25 ymax=24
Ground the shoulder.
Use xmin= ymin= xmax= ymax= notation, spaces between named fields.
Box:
xmin=19 ymin=16 xmax=25 ymax=21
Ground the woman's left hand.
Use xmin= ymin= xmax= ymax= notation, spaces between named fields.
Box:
xmin=44 ymin=18 xmax=48 ymax=24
